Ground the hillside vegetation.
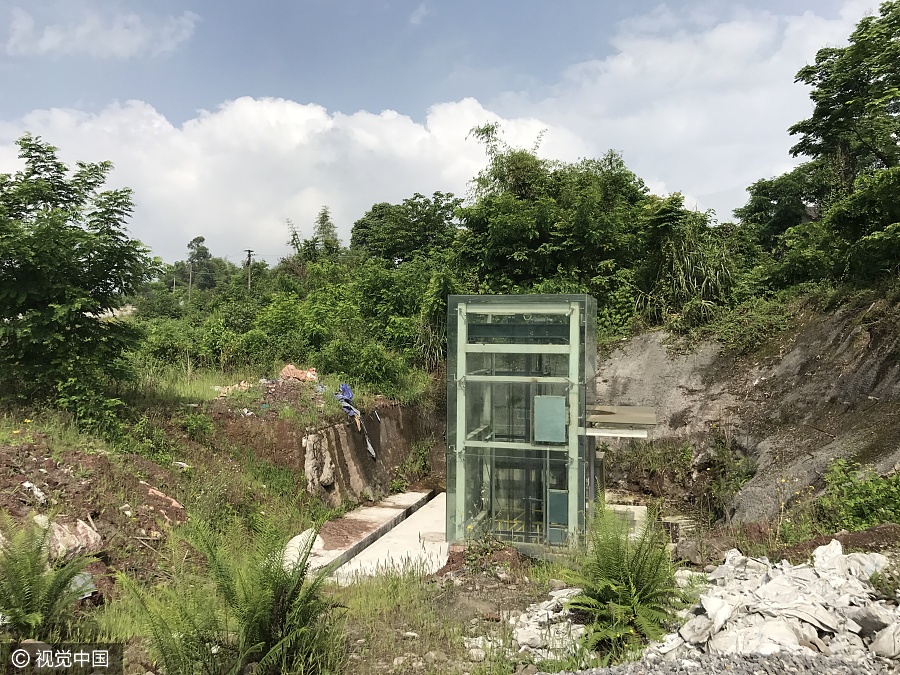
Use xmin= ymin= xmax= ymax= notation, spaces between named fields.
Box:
xmin=0 ymin=4 xmax=899 ymax=673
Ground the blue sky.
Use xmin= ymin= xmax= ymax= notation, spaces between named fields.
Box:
xmin=0 ymin=0 xmax=880 ymax=263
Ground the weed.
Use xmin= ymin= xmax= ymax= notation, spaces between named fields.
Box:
xmin=391 ymin=436 xmax=432 ymax=493
xmin=871 ymin=562 xmax=900 ymax=602
xmin=125 ymin=519 xmax=345 ymax=675
xmin=124 ymin=415 xmax=175 ymax=466
xmin=181 ymin=412 xmax=214 ymax=442
xmin=463 ymin=532 xmax=507 ymax=573
xmin=817 ymin=459 xmax=900 ymax=531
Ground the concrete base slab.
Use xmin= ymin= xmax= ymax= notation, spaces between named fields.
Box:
xmin=332 ymin=493 xmax=448 ymax=584
xmin=308 ymin=491 xmax=432 ymax=571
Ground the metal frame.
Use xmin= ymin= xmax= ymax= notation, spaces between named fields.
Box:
xmin=449 ymin=297 xmax=589 ymax=545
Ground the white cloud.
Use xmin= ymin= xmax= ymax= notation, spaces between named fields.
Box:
xmin=409 ymin=3 xmax=430 ymax=25
xmin=0 ymin=97 xmax=587 ymax=263
xmin=489 ymin=0 xmax=880 ymax=221
xmin=0 ymin=0 xmax=884 ymax=265
xmin=5 ymin=7 xmax=198 ymax=58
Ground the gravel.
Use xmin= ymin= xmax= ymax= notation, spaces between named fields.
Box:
xmin=538 ymin=652 xmax=899 ymax=675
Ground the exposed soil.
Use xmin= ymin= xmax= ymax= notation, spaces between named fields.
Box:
xmin=0 ymin=436 xmax=188 ymax=600
xmin=778 ymin=523 xmax=900 ymax=561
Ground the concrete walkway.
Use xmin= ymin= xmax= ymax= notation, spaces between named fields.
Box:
xmin=306 ymin=491 xmax=433 ymax=572
xmin=331 ymin=492 xmax=448 ymax=583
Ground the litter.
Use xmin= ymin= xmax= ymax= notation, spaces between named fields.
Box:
xmin=280 ymin=364 xmax=318 ymax=382
xmin=334 ymin=384 xmax=376 ymax=459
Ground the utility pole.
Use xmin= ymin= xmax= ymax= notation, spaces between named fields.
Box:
xmin=245 ymin=249 xmax=254 ymax=291
xmin=188 ymin=263 xmax=192 ymax=303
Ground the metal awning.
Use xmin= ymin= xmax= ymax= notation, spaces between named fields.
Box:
xmin=585 ymin=405 xmax=657 ymax=439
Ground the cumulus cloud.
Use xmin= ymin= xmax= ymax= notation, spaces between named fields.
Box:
xmin=0 ymin=97 xmax=586 ymax=262
xmin=0 ymin=1 xmax=883 ymax=265
xmin=5 ymin=7 xmax=198 ymax=58
xmin=490 ymin=0 xmax=879 ymax=220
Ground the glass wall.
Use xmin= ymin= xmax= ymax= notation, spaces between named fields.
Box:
xmin=446 ymin=295 xmax=597 ymax=547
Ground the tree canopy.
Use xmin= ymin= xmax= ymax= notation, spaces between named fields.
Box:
xmin=0 ymin=135 xmax=156 ymax=427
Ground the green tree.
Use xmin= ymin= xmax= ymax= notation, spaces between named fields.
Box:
xmin=0 ymin=135 xmax=156 ymax=427
xmin=350 ymin=192 xmax=461 ymax=263
xmin=789 ymin=1 xmax=900 ymax=193
xmin=313 ymin=205 xmax=340 ymax=256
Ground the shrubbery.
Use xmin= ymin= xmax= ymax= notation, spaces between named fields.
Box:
xmin=567 ymin=504 xmax=685 ymax=661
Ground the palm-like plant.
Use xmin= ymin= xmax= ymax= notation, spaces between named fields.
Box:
xmin=566 ymin=505 xmax=684 ymax=660
xmin=128 ymin=520 xmax=344 ymax=675
xmin=0 ymin=515 xmax=96 ymax=641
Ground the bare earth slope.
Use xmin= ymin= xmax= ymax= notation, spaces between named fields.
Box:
xmin=595 ymin=298 xmax=900 ymax=522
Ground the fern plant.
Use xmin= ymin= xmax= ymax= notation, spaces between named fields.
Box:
xmin=127 ymin=519 xmax=344 ymax=675
xmin=0 ymin=515 xmax=96 ymax=641
xmin=566 ymin=505 xmax=684 ymax=661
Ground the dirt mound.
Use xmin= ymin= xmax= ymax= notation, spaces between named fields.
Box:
xmin=778 ymin=523 xmax=900 ymax=562
xmin=0 ymin=438 xmax=189 ymax=601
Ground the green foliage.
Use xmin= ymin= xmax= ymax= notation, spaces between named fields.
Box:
xmin=127 ymin=519 xmax=344 ymax=675
xmin=637 ymin=195 xmax=733 ymax=330
xmin=182 ymin=413 xmax=214 ymax=442
xmin=789 ymin=1 xmax=900 ymax=185
xmin=313 ymin=338 xmax=405 ymax=395
xmin=566 ymin=505 xmax=683 ymax=661
xmin=0 ymin=135 xmax=156 ymax=430
xmin=708 ymin=296 xmax=792 ymax=355
xmin=128 ymin=415 xmax=176 ymax=466
xmin=818 ymin=459 xmax=900 ymax=531
xmin=351 ymin=192 xmax=461 ymax=263
xmin=699 ymin=436 xmax=756 ymax=524
xmin=391 ymin=437 xmax=432 ymax=493
xmin=463 ymin=531 xmax=507 ymax=573
xmin=0 ymin=515 xmax=97 ymax=641
xmin=870 ymin=561 xmax=900 ymax=602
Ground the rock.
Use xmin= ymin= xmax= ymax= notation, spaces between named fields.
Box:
xmin=392 ymin=656 xmax=406 ymax=667
xmin=870 ymin=623 xmax=900 ymax=659
xmin=679 ymin=615 xmax=714 ymax=644
xmin=466 ymin=648 xmax=486 ymax=662
xmin=424 ymin=651 xmax=448 ymax=664
xmin=32 ymin=517 xmax=102 ymax=561
xmin=548 ymin=578 xmax=567 ymax=591
xmin=283 ymin=528 xmax=324 ymax=571
xmin=675 ymin=536 xmax=731 ymax=565
xmin=403 ymin=631 xmax=419 ymax=639
xmin=21 ymin=481 xmax=47 ymax=505
xmin=515 ymin=665 xmax=538 ymax=675
xmin=515 ymin=627 xmax=546 ymax=648
xmin=548 ymin=587 xmax=581 ymax=601
xmin=847 ymin=604 xmax=894 ymax=636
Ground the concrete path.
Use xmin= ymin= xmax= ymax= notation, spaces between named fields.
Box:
xmin=332 ymin=492 xmax=448 ymax=583
xmin=306 ymin=491 xmax=433 ymax=571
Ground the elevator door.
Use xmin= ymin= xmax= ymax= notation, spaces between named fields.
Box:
xmin=492 ymin=459 xmax=545 ymax=543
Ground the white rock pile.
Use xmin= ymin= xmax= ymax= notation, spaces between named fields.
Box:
xmin=506 ymin=587 xmax=587 ymax=661
xmin=647 ymin=539 xmax=899 ymax=665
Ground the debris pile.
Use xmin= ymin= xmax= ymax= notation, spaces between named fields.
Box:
xmin=647 ymin=540 xmax=899 ymax=665
xmin=506 ymin=587 xmax=587 ymax=661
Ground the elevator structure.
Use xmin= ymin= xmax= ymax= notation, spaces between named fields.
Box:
xmin=446 ymin=294 xmax=597 ymax=549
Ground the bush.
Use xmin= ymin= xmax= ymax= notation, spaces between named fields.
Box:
xmin=313 ymin=338 xmax=406 ymax=394
xmin=818 ymin=459 xmax=900 ymax=532
xmin=0 ymin=516 xmax=97 ymax=641
xmin=566 ymin=504 xmax=684 ymax=661
xmin=127 ymin=519 xmax=344 ymax=675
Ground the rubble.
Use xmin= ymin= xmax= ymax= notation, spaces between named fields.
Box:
xmin=645 ymin=539 xmax=898 ymax=667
